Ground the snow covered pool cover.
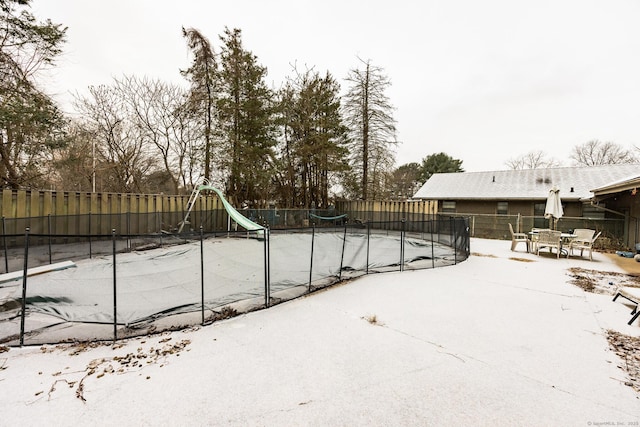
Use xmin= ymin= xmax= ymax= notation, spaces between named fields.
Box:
xmin=0 ymin=231 xmax=462 ymax=343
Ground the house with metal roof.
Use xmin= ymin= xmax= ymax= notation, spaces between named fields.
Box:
xmin=412 ymin=164 xmax=640 ymax=246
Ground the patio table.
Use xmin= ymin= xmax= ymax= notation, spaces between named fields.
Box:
xmin=528 ymin=231 xmax=576 ymax=255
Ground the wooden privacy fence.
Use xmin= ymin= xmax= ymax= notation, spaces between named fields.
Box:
xmin=0 ymin=189 xmax=223 ymax=237
xmin=335 ymin=200 xmax=437 ymax=223
xmin=0 ymin=189 xmax=227 ymax=218
xmin=0 ymin=189 xmax=438 ymax=240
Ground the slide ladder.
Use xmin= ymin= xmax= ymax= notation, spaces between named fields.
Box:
xmin=177 ymin=186 xmax=203 ymax=233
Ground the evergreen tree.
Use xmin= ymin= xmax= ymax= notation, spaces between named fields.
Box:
xmin=273 ymin=82 xmax=297 ymax=207
xmin=276 ymin=69 xmax=348 ymax=208
xmin=0 ymin=0 xmax=67 ymax=188
xmin=181 ymin=27 xmax=219 ymax=183
xmin=217 ymin=27 xmax=276 ymax=206
xmin=419 ymin=152 xmax=464 ymax=182
xmin=389 ymin=162 xmax=422 ymax=200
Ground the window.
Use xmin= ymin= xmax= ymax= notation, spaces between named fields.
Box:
xmin=497 ymin=201 xmax=508 ymax=215
xmin=533 ymin=202 xmax=547 ymax=228
xmin=441 ymin=201 xmax=456 ymax=213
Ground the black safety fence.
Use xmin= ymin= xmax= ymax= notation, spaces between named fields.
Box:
xmin=0 ymin=217 xmax=470 ymax=346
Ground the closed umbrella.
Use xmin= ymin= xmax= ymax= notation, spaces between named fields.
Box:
xmin=544 ymin=186 xmax=564 ymax=230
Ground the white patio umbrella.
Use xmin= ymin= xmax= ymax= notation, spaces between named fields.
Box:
xmin=544 ymin=186 xmax=564 ymax=230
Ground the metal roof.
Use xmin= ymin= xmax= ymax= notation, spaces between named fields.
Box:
xmin=591 ymin=173 xmax=640 ymax=195
xmin=413 ymin=164 xmax=640 ymax=201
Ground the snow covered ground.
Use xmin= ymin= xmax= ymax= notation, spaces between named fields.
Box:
xmin=0 ymin=237 xmax=638 ymax=426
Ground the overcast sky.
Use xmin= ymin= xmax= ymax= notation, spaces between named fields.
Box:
xmin=29 ymin=0 xmax=640 ymax=172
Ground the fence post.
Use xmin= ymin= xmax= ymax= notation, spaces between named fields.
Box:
xmin=400 ymin=219 xmax=406 ymax=272
xmin=204 ymin=197 xmax=208 ymax=231
xmin=471 ymin=216 xmax=475 ymax=237
xmin=2 ymin=216 xmax=7 ymax=273
xmin=431 ymin=219 xmax=435 ymax=269
xmin=200 ymin=225 xmax=205 ymax=325
xmin=19 ymin=227 xmax=30 ymax=347
xmin=112 ymin=229 xmax=117 ymax=342
xmin=159 ymin=209 xmax=163 ymax=247
xmin=339 ymin=224 xmax=347 ymax=280
xmin=366 ymin=221 xmax=371 ymax=275
xmin=263 ymin=227 xmax=270 ymax=307
xmin=465 ymin=218 xmax=471 ymax=258
xmin=453 ymin=217 xmax=458 ymax=264
xmin=127 ymin=211 xmax=131 ymax=251
xmin=47 ymin=213 xmax=52 ymax=265
xmin=267 ymin=228 xmax=271 ymax=303
xmin=308 ymin=224 xmax=315 ymax=292
xmin=88 ymin=212 xmax=93 ymax=259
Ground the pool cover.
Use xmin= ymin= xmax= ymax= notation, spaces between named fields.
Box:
xmin=0 ymin=231 xmax=458 ymax=341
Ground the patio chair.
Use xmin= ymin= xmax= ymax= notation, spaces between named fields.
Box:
xmin=612 ymin=287 xmax=640 ymax=325
xmin=529 ymin=228 xmax=550 ymax=253
xmin=571 ymin=228 xmax=595 ymax=241
xmin=536 ymin=229 xmax=562 ymax=258
xmin=508 ymin=223 xmax=530 ymax=252
xmin=568 ymin=229 xmax=600 ymax=261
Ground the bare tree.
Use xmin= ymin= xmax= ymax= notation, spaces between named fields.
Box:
xmin=116 ymin=75 xmax=200 ymax=194
xmin=367 ymin=142 xmax=395 ymax=200
xmin=74 ymin=84 xmax=154 ymax=193
xmin=505 ymin=150 xmax=562 ymax=170
xmin=49 ymin=121 xmax=94 ymax=191
xmin=570 ymin=140 xmax=637 ymax=166
xmin=342 ymin=57 xmax=397 ymax=200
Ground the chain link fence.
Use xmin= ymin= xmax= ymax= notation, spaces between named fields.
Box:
xmin=458 ymin=214 xmax=627 ymax=249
